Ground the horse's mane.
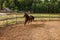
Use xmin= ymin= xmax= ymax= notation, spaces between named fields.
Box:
xmin=24 ymin=13 xmax=29 ymax=18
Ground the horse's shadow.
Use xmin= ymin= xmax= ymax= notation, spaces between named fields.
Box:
xmin=24 ymin=22 xmax=46 ymax=29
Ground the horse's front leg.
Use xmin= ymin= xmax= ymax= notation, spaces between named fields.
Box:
xmin=24 ymin=19 xmax=28 ymax=25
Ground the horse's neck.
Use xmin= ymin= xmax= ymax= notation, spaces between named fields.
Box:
xmin=26 ymin=15 xmax=29 ymax=18
xmin=25 ymin=15 xmax=29 ymax=18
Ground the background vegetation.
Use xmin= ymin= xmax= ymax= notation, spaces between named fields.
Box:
xmin=0 ymin=0 xmax=60 ymax=13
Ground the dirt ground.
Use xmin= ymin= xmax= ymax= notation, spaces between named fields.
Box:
xmin=0 ymin=21 xmax=60 ymax=40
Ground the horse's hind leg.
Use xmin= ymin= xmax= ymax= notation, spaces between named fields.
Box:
xmin=31 ymin=18 xmax=34 ymax=22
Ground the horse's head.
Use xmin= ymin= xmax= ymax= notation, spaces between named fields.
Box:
xmin=23 ymin=12 xmax=29 ymax=18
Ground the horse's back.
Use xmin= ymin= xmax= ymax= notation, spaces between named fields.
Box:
xmin=30 ymin=15 xmax=34 ymax=19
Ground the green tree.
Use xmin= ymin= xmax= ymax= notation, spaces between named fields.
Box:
xmin=0 ymin=0 xmax=5 ymax=10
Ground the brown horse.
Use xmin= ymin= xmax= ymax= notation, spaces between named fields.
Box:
xmin=24 ymin=12 xmax=34 ymax=25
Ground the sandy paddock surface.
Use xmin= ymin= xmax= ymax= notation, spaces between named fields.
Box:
xmin=0 ymin=21 xmax=60 ymax=40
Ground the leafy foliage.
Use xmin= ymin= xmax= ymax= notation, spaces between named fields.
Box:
xmin=0 ymin=0 xmax=60 ymax=13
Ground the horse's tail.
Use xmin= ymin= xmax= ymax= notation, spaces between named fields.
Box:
xmin=30 ymin=15 xmax=34 ymax=21
xmin=32 ymin=16 xmax=34 ymax=21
